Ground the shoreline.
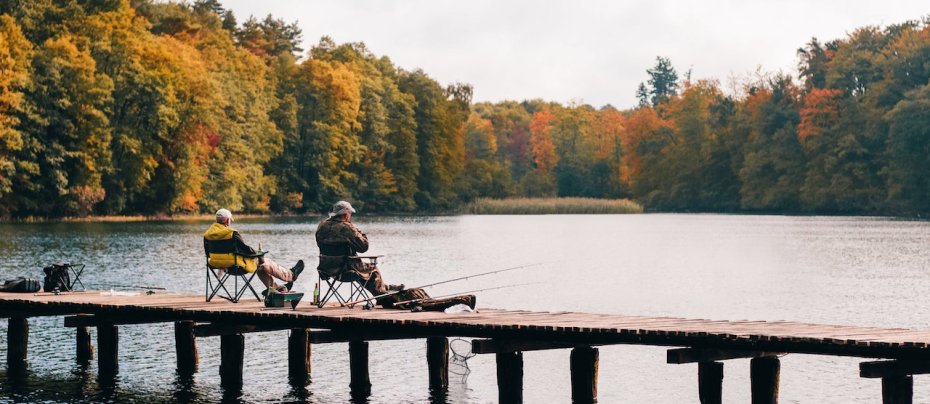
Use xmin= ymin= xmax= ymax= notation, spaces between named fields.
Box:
xmin=2 ymin=210 xmax=925 ymax=224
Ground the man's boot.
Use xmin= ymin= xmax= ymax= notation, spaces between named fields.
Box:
xmin=285 ymin=260 xmax=304 ymax=291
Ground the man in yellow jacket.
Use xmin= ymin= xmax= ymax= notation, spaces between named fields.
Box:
xmin=204 ymin=209 xmax=304 ymax=291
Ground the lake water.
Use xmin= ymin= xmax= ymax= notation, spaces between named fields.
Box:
xmin=0 ymin=214 xmax=929 ymax=403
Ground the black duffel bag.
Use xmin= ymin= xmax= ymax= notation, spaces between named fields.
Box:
xmin=0 ymin=277 xmax=41 ymax=293
xmin=43 ymin=263 xmax=71 ymax=292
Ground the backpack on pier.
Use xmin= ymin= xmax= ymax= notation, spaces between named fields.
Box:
xmin=42 ymin=263 xmax=72 ymax=292
xmin=0 ymin=277 xmax=41 ymax=293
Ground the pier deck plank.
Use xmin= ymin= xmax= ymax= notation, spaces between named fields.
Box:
xmin=1 ymin=291 xmax=928 ymax=359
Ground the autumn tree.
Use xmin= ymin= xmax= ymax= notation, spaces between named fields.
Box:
xmin=737 ymin=76 xmax=805 ymax=211
xmin=884 ymin=83 xmax=930 ymax=214
xmin=524 ymin=107 xmax=557 ymax=196
xmin=0 ymin=15 xmax=33 ymax=217
xmin=236 ymin=14 xmax=302 ymax=60
xmin=27 ymin=35 xmax=114 ymax=216
xmin=398 ymin=71 xmax=469 ymax=209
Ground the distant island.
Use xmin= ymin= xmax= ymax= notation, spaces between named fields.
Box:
xmin=1 ymin=1 xmax=928 ymax=220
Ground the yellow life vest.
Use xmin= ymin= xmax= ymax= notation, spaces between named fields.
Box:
xmin=203 ymin=223 xmax=258 ymax=272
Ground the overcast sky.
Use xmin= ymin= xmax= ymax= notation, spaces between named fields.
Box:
xmin=222 ymin=0 xmax=928 ymax=108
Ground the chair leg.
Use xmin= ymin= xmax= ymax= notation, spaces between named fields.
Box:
xmin=210 ymin=273 xmax=234 ymax=302
xmin=319 ymin=278 xmax=347 ymax=308
xmin=333 ymin=287 xmax=348 ymax=306
xmin=232 ymin=274 xmax=240 ymax=303
xmin=207 ymin=268 xmax=262 ymax=303
xmin=69 ymin=265 xmax=85 ymax=291
xmin=207 ymin=271 xmax=222 ymax=302
xmin=318 ymin=281 xmax=336 ymax=308
xmin=243 ymin=272 xmax=261 ymax=302
xmin=233 ymin=272 xmax=261 ymax=302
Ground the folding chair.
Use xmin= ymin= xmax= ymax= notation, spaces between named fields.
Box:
xmin=42 ymin=263 xmax=85 ymax=292
xmin=317 ymin=255 xmax=382 ymax=308
xmin=67 ymin=263 xmax=85 ymax=291
xmin=205 ymin=251 xmax=263 ymax=303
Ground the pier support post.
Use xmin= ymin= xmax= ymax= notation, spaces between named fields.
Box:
xmin=698 ymin=361 xmax=724 ymax=404
xmin=97 ymin=324 xmax=119 ymax=379
xmin=496 ymin=351 xmax=524 ymax=403
xmin=7 ymin=316 xmax=28 ymax=372
xmin=570 ymin=346 xmax=599 ymax=403
xmin=219 ymin=334 xmax=245 ymax=388
xmin=859 ymin=360 xmax=922 ymax=404
xmin=175 ymin=321 xmax=198 ymax=377
xmin=427 ymin=337 xmax=449 ymax=391
xmin=882 ymin=376 xmax=912 ymax=404
xmin=76 ymin=326 xmax=94 ymax=364
xmin=750 ymin=356 xmax=780 ymax=404
xmin=288 ymin=328 xmax=311 ymax=384
xmin=349 ymin=341 xmax=371 ymax=395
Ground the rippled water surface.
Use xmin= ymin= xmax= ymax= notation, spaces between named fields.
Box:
xmin=0 ymin=214 xmax=929 ymax=403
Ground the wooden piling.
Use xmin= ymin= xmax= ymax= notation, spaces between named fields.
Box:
xmin=496 ymin=351 xmax=524 ymax=403
xmin=698 ymin=361 xmax=724 ymax=404
xmin=427 ymin=337 xmax=450 ymax=391
xmin=288 ymin=328 xmax=311 ymax=384
xmin=750 ymin=356 xmax=780 ymax=404
xmin=219 ymin=334 xmax=245 ymax=388
xmin=570 ymin=346 xmax=599 ymax=403
xmin=97 ymin=324 xmax=119 ymax=378
xmin=882 ymin=375 xmax=913 ymax=404
xmin=174 ymin=321 xmax=198 ymax=376
xmin=349 ymin=341 xmax=371 ymax=394
xmin=7 ymin=316 xmax=28 ymax=371
xmin=76 ymin=326 xmax=94 ymax=364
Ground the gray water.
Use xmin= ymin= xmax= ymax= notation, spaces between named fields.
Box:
xmin=0 ymin=214 xmax=928 ymax=403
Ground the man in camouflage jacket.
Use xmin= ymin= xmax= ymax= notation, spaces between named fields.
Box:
xmin=315 ymin=201 xmax=400 ymax=295
xmin=315 ymin=201 xmax=475 ymax=311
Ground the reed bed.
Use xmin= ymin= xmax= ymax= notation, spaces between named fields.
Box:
xmin=468 ymin=197 xmax=643 ymax=215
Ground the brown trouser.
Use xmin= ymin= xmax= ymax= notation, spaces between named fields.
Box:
xmin=256 ymin=258 xmax=292 ymax=289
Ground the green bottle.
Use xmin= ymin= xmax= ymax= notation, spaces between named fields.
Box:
xmin=312 ymin=280 xmax=320 ymax=305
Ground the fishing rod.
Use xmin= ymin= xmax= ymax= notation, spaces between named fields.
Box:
xmin=391 ymin=282 xmax=542 ymax=307
xmin=343 ymin=262 xmax=545 ymax=306
xmin=93 ymin=282 xmax=167 ymax=290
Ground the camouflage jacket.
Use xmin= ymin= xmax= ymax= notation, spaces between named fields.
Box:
xmin=315 ymin=217 xmax=369 ymax=276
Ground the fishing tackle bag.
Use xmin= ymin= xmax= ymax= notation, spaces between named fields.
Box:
xmin=42 ymin=263 xmax=72 ymax=292
xmin=0 ymin=277 xmax=41 ymax=293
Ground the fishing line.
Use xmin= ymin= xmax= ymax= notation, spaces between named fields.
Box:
xmin=344 ymin=262 xmax=550 ymax=306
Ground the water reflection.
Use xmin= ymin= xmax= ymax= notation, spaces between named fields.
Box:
xmin=428 ymin=387 xmax=449 ymax=404
xmin=285 ymin=382 xmax=312 ymax=403
xmin=172 ymin=374 xmax=198 ymax=404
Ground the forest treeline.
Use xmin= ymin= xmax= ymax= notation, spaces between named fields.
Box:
xmin=1 ymin=1 xmax=929 ymax=218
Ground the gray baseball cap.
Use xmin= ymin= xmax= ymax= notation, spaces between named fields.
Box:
xmin=330 ymin=201 xmax=356 ymax=217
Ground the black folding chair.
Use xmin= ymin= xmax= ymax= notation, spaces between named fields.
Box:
xmin=317 ymin=256 xmax=382 ymax=308
xmin=205 ymin=252 xmax=263 ymax=303
xmin=43 ymin=263 xmax=85 ymax=292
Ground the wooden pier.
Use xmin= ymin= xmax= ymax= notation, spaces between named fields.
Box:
xmin=1 ymin=291 xmax=929 ymax=403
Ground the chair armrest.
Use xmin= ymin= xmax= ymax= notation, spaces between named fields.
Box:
xmin=349 ymin=255 xmax=383 ymax=264
xmin=238 ymin=251 xmax=267 ymax=259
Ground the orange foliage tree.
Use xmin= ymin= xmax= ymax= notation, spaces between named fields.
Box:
xmin=528 ymin=108 xmax=557 ymax=173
